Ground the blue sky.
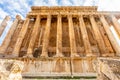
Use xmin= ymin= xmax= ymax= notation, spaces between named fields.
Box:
xmin=0 ymin=0 xmax=120 ymax=22
xmin=0 ymin=0 xmax=120 ymax=44
xmin=0 ymin=0 xmax=98 ymax=20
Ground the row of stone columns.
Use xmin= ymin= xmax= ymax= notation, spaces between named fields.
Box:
xmin=12 ymin=17 xmax=30 ymax=56
xmin=99 ymin=15 xmax=120 ymax=56
xmin=0 ymin=14 xmax=120 ymax=57
xmin=89 ymin=16 xmax=107 ymax=56
xmin=79 ymin=16 xmax=92 ymax=56
xmin=0 ymin=15 xmax=21 ymax=54
xmin=27 ymin=15 xmax=41 ymax=57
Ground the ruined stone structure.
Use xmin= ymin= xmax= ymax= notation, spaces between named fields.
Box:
xmin=0 ymin=6 xmax=120 ymax=79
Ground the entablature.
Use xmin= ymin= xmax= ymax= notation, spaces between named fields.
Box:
xmin=30 ymin=6 xmax=98 ymax=13
xmin=27 ymin=11 xmax=120 ymax=18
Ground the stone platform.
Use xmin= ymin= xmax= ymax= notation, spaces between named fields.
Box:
xmin=0 ymin=57 xmax=97 ymax=80
xmin=0 ymin=57 xmax=120 ymax=80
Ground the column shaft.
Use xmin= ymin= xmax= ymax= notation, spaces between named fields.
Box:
xmin=111 ymin=15 xmax=120 ymax=37
xmin=68 ymin=15 xmax=78 ymax=57
xmin=89 ymin=15 xmax=108 ymax=56
xmin=56 ymin=14 xmax=63 ymax=57
xmin=0 ymin=16 xmax=11 ymax=37
xmin=27 ymin=15 xmax=40 ymax=57
xmin=12 ymin=17 xmax=30 ymax=57
xmin=38 ymin=28 xmax=43 ymax=46
xmin=79 ymin=15 xmax=92 ymax=56
xmin=100 ymin=15 xmax=120 ymax=56
xmin=41 ymin=15 xmax=51 ymax=57
xmin=0 ymin=15 xmax=20 ymax=54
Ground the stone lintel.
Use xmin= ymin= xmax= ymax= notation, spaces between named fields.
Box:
xmin=31 ymin=6 xmax=98 ymax=11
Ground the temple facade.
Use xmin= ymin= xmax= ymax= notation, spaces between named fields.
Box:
xmin=0 ymin=6 xmax=120 ymax=79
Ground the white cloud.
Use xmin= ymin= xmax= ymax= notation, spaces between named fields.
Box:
xmin=0 ymin=19 xmax=2 ymax=24
xmin=0 ymin=0 xmax=30 ymax=19
xmin=84 ymin=0 xmax=93 ymax=6
xmin=0 ymin=8 xmax=9 ymax=19
xmin=83 ymin=0 xmax=99 ymax=6
xmin=71 ymin=0 xmax=84 ymax=6
xmin=48 ymin=0 xmax=58 ymax=6
xmin=98 ymin=0 xmax=120 ymax=11
xmin=60 ymin=0 xmax=72 ymax=6
xmin=33 ymin=0 xmax=47 ymax=6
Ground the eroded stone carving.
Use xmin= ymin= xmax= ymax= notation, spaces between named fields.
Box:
xmin=0 ymin=59 xmax=24 ymax=80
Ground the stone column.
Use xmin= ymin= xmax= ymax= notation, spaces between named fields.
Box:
xmin=27 ymin=15 xmax=40 ymax=57
xmin=68 ymin=15 xmax=78 ymax=57
xmin=0 ymin=16 xmax=11 ymax=37
xmin=41 ymin=15 xmax=51 ymax=57
xmin=111 ymin=15 xmax=120 ymax=37
xmin=56 ymin=14 xmax=63 ymax=57
xmin=79 ymin=15 xmax=92 ymax=56
xmin=0 ymin=15 xmax=21 ymax=54
xmin=89 ymin=15 xmax=108 ymax=56
xmin=12 ymin=17 xmax=30 ymax=57
xmin=100 ymin=15 xmax=120 ymax=56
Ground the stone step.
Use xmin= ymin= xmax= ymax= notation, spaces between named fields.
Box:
xmin=23 ymin=78 xmax=96 ymax=80
xmin=23 ymin=76 xmax=96 ymax=80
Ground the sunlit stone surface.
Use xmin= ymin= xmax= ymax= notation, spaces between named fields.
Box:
xmin=0 ymin=6 xmax=120 ymax=80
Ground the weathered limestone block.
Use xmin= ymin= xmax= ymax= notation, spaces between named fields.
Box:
xmin=97 ymin=58 xmax=120 ymax=80
xmin=22 ymin=58 xmax=71 ymax=77
xmin=71 ymin=57 xmax=96 ymax=77
xmin=0 ymin=59 xmax=24 ymax=80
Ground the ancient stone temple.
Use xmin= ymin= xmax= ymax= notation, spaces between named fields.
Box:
xmin=0 ymin=6 xmax=120 ymax=80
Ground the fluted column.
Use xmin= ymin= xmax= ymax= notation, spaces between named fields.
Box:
xmin=68 ymin=15 xmax=78 ymax=57
xmin=0 ymin=16 xmax=11 ymax=37
xmin=89 ymin=15 xmax=108 ymax=56
xmin=27 ymin=15 xmax=40 ymax=57
xmin=0 ymin=15 xmax=20 ymax=54
xmin=41 ymin=15 xmax=51 ymax=57
xmin=12 ymin=17 xmax=30 ymax=57
xmin=56 ymin=14 xmax=63 ymax=57
xmin=100 ymin=15 xmax=120 ymax=56
xmin=111 ymin=15 xmax=120 ymax=37
xmin=79 ymin=15 xmax=92 ymax=56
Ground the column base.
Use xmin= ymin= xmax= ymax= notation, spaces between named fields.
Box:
xmin=71 ymin=53 xmax=79 ymax=57
xmin=0 ymin=53 xmax=6 ymax=58
xmin=54 ymin=53 xmax=63 ymax=57
xmin=23 ymin=54 xmax=33 ymax=58
xmin=5 ymin=53 xmax=19 ymax=58
xmin=86 ymin=53 xmax=96 ymax=57
xmin=101 ymin=53 xmax=114 ymax=57
xmin=116 ymin=53 xmax=120 ymax=57
xmin=40 ymin=53 xmax=48 ymax=57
